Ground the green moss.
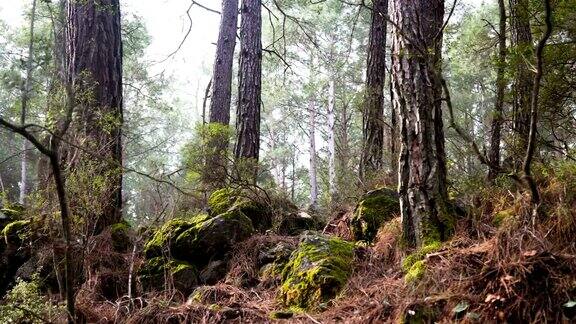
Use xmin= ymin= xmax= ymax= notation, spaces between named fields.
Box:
xmin=351 ymin=188 xmax=400 ymax=242
xmin=139 ymin=257 xmax=198 ymax=293
xmin=279 ymin=233 xmax=355 ymax=310
xmin=208 ymin=188 xmax=237 ymax=215
xmin=405 ymin=260 xmax=426 ymax=283
xmin=143 ymin=215 xmax=209 ymax=258
xmin=208 ymin=188 xmax=271 ymax=231
xmin=402 ymin=241 xmax=441 ymax=283
xmin=144 ymin=210 xmax=253 ymax=267
xmin=2 ymin=220 xmax=31 ymax=245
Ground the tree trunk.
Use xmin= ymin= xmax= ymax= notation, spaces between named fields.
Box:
xmin=509 ymin=0 xmax=533 ymax=166
xmin=328 ymin=79 xmax=337 ymax=201
xmin=19 ymin=0 xmax=38 ymax=205
xmin=308 ymin=97 xmax=318 ymax=208
xmin=205 ymin=0 xmax=239 ymax=188
xmin=360 ymin=0 xmax=388 ymax=182
xmin=488 ymin=0 xmax=507 ymax=182
xmin=235 ymin=0 xmax=262 ymax=182
xmin=66 ymin=0 xmax=123 ymax=232
xmin=391 ymin=0 xmax=450 ymax=247
xmin=210 ymin=0 xmax=238 ymax=125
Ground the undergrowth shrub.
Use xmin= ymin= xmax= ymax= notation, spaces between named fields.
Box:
xmin=0 ymin=275 xmax=66 ymax=323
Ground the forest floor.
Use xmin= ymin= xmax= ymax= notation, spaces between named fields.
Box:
xmin=2 ymin=166 xmax=576 ymax=323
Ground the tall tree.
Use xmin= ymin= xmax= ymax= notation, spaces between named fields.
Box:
xmin=206 ymin=0 xmax=239 ymax=188
xmin=234 ymin=0 xmax=262 ymax=182
xmin=509 ymin=0 xmax=533 ymax=165
xmin=19 ymin=0 xmax=38 ymax=204
xmin=66 ymin=0 xmax=124 ymax=232
xmin=488 ymin=0 xmax=507 ymax=181
xmin=327 ymin=79 xmax=337 ymax=201
xmin=391 ymin=0 xmax=450 ymax=247
xmin=308 ymin=96 xmax=318 ymax=208
xmin=360 ymin=0 xmax=388 ymax=182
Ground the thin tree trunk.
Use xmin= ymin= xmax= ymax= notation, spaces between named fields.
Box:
xmin=19 ymin=0 xmax=38 ymax=205
xmin=509 ymin=0 xmax=533 ymax=166
xmin=210 ymin=0 xmax=238 ymax=125
xmin=291 ymin=150 xmax=296 ymax=201
xmin=66 ymin=0 xmax=124 ymax=232
xmin=328 ymin=79 xmax=337 ymax=201
xmin=522 ymin=0 xmax=552 ymax=220
xmin=389 ymin=67 xmax=398 ymax=177
xmin=205 ymin=0 xmax=239 ymax=188
xmin=360 ymin=0 xmax=388 ymax=182
xmin=235 ymin=0 xmax=262 ymax=182
xmin=391 ymin=0 xmax=449 ymax=247
xmin=308 ymin=97 xmax=318 ymax=208
xmin=488 ymin=0 xmax=507 ymax=182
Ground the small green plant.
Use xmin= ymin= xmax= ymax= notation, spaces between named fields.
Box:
xmin=0 ymin=275 xmax=66 ymax=323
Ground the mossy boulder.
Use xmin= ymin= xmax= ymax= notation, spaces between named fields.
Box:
xmin=110 ymin=221 xmax=131 ymax=252
xmin=144 ymin=211 xmax=254 ymax=266
xmin=139 ymin=257 xmax=198 ymax=294
xmin=257 ymin=241 xmax=296 ymax=282
xmin=208 ymin=188 xmax=272 ymax=231
xmin=351 ymin=188 xmax=400 ymax=242
xmin=279 ymin=232 xmax=355 ymax=310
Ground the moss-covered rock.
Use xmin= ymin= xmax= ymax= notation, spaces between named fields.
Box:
xmin=351 ymin=188 xmax=400 ymax=242
xmin=110 ymin=221 xmax=131 ymax=252
xmin=276 ymin=212 xmax=318 ymax=236
xmin=257 ymin=242 xmax=296 ymax=282
xmin=144 ymin=211 xmax=254 ymax=266
xmin=143 ymin=214 xmax=210 ymax=259
xmin=208 ymin=188 xmax=272 ymax=231
xmin=2 ymin=220 xmax=31 ymax=245
xmin=139 ymin=257 xmax=198 ymax=294
xmin=279 ymin=232 xmax=355 ymax=310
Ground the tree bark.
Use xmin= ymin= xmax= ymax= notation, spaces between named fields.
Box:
xmin=205 ymin=0 xmax=239 ymax=188
xmin=66 ymin=0 xmax=124 ymax=232
xmin=509 ymin=0 xmax=533 ymax=166
xmin=328 ymin=79 xmax=337 ymax=201
xmin=19 ymin=0 xmax=38 ymax=205
xmin=235 ymin=0 xmax=262 ymax=182
xmin=210 ymin=0 xmax=238 ymax=125
xmin=391 ymin=0 xmax=449 ymax=247
xmin=488 ymin=0 xmax=507 ymax=182
xmin=360 ymin=0 xmax=388 ymax=182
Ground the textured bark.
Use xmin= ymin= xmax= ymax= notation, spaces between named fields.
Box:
xmin=19 ymin=0 xmax=38 ymax=204
xmin=235 ymin=0 xmax=262 ymax=181
xmin=360 ymin=0 xmax=388 ymax=181
xmin=391 ymin=0 xmax=449 ymax=247
xmin=205 ymin=0 xmax=239 ymax=188
xmin=488 ymin=0 xmax=507 ymax=181
xmin=308 ymin=97 xmax=318 ymax=208
xmin=66 ymin=0 xmax=123 ymax=231
xmin=210 ymin=0 xmax=239 ymax=125
xmin=328 ymin=80 xmax=337 ymax=200
xmin=509 ymin=0 xmax=533 ymax=164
